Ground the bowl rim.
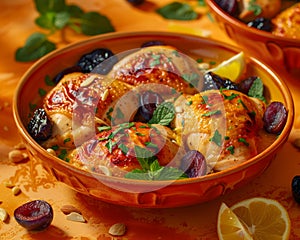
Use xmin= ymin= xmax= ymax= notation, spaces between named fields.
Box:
xmin=13 ymin=30 xmax=295 ymax=187
xmin=205 ymin=0 xmax=300 ymax=44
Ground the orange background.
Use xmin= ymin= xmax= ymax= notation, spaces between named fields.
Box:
xmin=0 ymin=0 xmax=300 ymax=239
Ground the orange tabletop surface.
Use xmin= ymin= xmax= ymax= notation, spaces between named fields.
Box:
xmin=1 ymin=0 xmax=300 ymax=239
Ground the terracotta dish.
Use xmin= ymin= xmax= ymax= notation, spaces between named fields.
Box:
xmin=205 ymin=0 xmax=300 ymax=79
xmin=13 ymin=32 xmax=294 ymax=208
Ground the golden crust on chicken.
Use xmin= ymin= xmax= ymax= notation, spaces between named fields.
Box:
xmin=272 ymin=3 xmax=300 ymax=39
xmin=172 ymin=89 xmax=266 ymax=171
xmin=69 ymin=122 xmax=180 ymax=177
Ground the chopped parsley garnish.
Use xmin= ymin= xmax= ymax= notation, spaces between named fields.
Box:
xmin=181 ymin=73 xmax=200 ymax=87
xmin=51 ymin=145 xmax=59 ymax=151
xmin=210 ymin=130 xmax=222 ymax=147
xmin=45 ymin=75 xmax=55 ymax=86
xmin=97 ymin=125 xmax=112 ymax=132
xmin=202 ymin=110 xmax=221 ymax=117
xmin=118 ymin=143 xmax=129 ymax=155
xmin=238 ymin=138 xmax=249 ymax=146
xmin=38 ymin=88 xmax=47 ymax=97
xmin=115 ymin=107 xmax=124 ymax=119
xmin=58 ymin=149 xmax=68 ymax=160
xmin=63 ymin=138 xmax=71 ymax=144
xmin=248 ymin=0 xmax=262 ymax=16
xmin=227 ymin=145 xmax=235 ymax=154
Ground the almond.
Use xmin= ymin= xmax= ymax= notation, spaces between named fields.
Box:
xmin=60 ymin=205 xmax=81 ymax=215
xmin=66 ymin=212 xmax=86 ymax=223
xmin=0 ymin=208 xmax=8 ymax=222
xmin=108 ymin=223 xmax=127 ymax=236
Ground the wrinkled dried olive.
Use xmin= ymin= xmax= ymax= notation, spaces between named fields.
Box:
xmin=180 ymin=150 xmax=207 ymax=178
xmin=135 ymin=91 xmax=164 ymax=122
xmin=14 ymin=200 xmax=53 ymax=231
xmin=263 ymin=101 xmax=287 ymax=134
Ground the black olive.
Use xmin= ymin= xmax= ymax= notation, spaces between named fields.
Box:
xmin=27 ymin=108 xmax=53 ymax=142
xmin=135 ymin=91 xmax=164 ymax=122
xmin=247 ymin=17 xmax=273 ymax=32
xmin=203 ymin=72 xmax=239 ymax=91
xmin=76 ymin=48 xmax=117 ymax=74
xmin=292 ymin=176 xmax=300 ymax=204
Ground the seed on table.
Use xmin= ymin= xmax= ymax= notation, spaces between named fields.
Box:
xmin=8 ymin=150 xmax=26 ymax=163
xmin=12 ymin=186 xmax=21 ymax=196
xmin=14 ymin=142 xmax=26 ymax=150
xmin=108 ymin=223 xmax=127 ymax=236
xmin=0 ymin=208 xmax=8 ymax=222
xmin=66 ymin=212 xmax=86 ymax=223
xmin=4 ymin=181 xmax=14 ymax=188
xmin=60 ymin=205 xmax=81 ymax=215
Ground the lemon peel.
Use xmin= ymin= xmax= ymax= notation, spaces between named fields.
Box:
xmin=208 ymin=52 xmax=246 ymax=82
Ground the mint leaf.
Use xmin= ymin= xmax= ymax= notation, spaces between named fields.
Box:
xmin=134 ymin=145 xmax=156 ymax=170
xmin=148 ymin=102 xmax=175 ymax=125
xmin=248 ymin=77 xmax=266 ymax=102
xmin=156 ymin=2 xmax=198 ymax=20
xmin=15 ymin=33 xmax=56 ymax=62
xmin=124 ymin=169 xmax=149 ymax=180
xmin=35 ymin=0 xmax=67 ymax=14
xmin=35 ymin=12 xmax=56 ymax=30
xmin=67 ymin=5 xmax=84 ymax=18
xmin=80 ymin=12 xmax=115 ymax=35
xmin=124 ymin=159 xmax=188 ymax=180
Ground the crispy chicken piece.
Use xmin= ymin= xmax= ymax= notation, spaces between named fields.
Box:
xmin=272 ymin=3 xmax=300 ymax=39
xmin=42 ymin=46 xmax=203 ymax=149
xmin=238 ymin=0 xmax=281 ymax=22
xmin=69 ymin=122 xmax=181 ymax=177
xmin=111 ymin=46 xmax=203 ymax=94
xmin=42 ymin=72 xmax=135 ymax=148
xmin=172 ymin=89 xmax=266 ymax=172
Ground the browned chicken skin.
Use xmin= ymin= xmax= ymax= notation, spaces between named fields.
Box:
xmin=172 ymin=89 xmax=266 ymax=171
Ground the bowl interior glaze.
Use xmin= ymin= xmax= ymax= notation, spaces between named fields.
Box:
xmin=13 ymin=31 xmax=294 ymax=208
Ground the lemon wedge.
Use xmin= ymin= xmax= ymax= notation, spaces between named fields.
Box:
xmin=208 ymin=52 xmax=246 ymax=82
xmin=217 ymin=197 xmax=291 ymax=240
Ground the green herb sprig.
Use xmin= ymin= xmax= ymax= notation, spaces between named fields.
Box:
xmin=156 ymin=2 xmax=198 ymax=20
xmin=125 ymin=146 xmax=187 ymax=180
xmin=15 ymin=0 xmax=114 ymax=62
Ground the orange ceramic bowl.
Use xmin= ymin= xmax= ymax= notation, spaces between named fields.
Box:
xmin=205 ymin=0 xmax=300 ymax=80
xmin=13 ymin=31 xmax=294 ymax=208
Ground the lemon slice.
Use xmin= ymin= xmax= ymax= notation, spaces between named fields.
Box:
xmin=208 ymin=52 xmax=246 ymax=82
xmin=217 ymin=202 xmax=253 ymax=240
xmin=217 ymin=197 xmax=291 ymax=240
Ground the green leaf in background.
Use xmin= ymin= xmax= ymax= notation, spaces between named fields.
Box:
xmin=35 ymin=0 xmax=67 ymax=14
xmin=54 ymin=11 xmax=71 ymax=29
xmin=156 ymin=2 xmax=198 ymax=20
xmin=35 ymin=12 xmax=56 ymax=30
xmin=15 ymin=33 xmax=56 ymax=62
xmin=67 ymin=5 xmax=84 ymax=18
xmin=80 ymin=12 xmax=115 ymax=35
